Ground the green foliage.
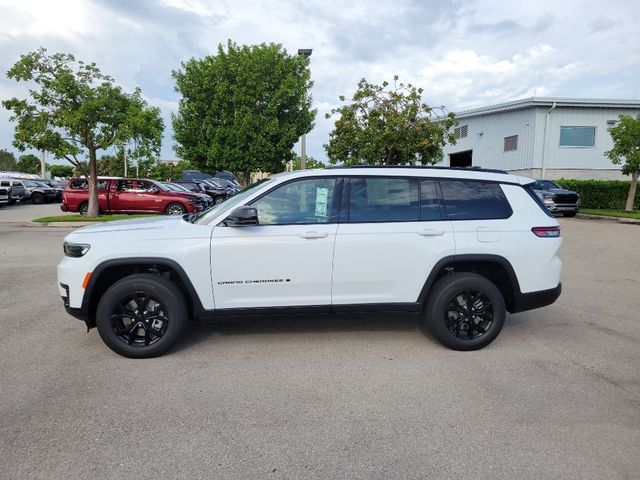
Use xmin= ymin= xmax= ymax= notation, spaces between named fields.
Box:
xmin=606 ymin=115 xmax=640 ymax=175
xmin=556 ymin=179 xmax=640 ymax=210
xmin=325 ymin=76 xmax=457 ymax=165
xmin=291 ymin=154 xmax=324 ymax=170
xmin=16 ymin=154 xmax=40 ymax=174
xmin=0 ymin=149 xmax=17 ymax=170
xmin=3 ymin=47 xmax=164 ymax=216
xmin=49 ymin=164 xmax=74 ymax=178
xmin=98 ymin=149 xmax=131 ymax=176
xmin=172 ymin=40 xmax=316 ymax=184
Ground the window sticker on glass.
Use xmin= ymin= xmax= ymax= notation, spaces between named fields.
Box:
xmin=315 ymin=187 xmax=329 ymax=217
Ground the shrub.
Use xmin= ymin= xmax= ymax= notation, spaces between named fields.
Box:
xmin=556 ymin=179 xmax=640 ymax=210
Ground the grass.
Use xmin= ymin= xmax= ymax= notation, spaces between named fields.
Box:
xmin=33 ymin=213 xmax=158 ymax=223
xmin=580 ymin=208 xmax=640 ymax=219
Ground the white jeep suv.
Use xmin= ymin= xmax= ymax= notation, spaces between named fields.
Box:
xmin=58 ymin=167 xmax=562 ymax=358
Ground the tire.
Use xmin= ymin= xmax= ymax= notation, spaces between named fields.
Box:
xmin=31 ymin=192 xmax=44 ymax=204
xmin=96 ymin=274 xmax=188 ymax=358
xmin=78 ymin=202 xmax=88 ymax=215
xmin=562 ymin=212 xmax=577 ymax=217
xmin=166 ymin=202 xmax=186 ymax=215
xmin=214 ymin=196 xmax=225 ymax=205
xmin=423 ymin=273 xmax=506 ymax=351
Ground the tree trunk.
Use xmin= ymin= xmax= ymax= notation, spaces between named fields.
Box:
xmin=87 ymin=147 xmax=100 ymax=217
xmin=625 ymin=171 xmax=639 ymax=212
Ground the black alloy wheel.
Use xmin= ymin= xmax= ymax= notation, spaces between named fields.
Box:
xmin=96 ymin=274 xmax=187 ymax=358
xmin=110 ymin=293 xmax=169 ymax=347
xmin=445 ymin=290 xmax=494 ymax=340
xmin=424 ymin=273 xmax=506 ymax=351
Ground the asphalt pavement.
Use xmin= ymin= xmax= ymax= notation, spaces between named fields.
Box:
xmin=0 ymin=215 xmax=639 ymax=479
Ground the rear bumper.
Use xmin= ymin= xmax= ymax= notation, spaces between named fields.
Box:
xmin=511 ymin=283 xmax=562 ymax=313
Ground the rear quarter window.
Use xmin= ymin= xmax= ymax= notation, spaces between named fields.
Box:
xmin=439 ymin=179 xmax=512 ymax=220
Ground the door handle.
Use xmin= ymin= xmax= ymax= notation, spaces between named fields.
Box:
xmin=417 ymin=229 xmax=445 ymax=236
xmin=299 ymin=231 xmax=328 ymax=239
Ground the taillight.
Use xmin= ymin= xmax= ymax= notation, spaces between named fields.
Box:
xmin=532 ymin=226 xmax=561 ymax=238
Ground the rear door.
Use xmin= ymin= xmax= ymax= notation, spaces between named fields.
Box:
xmin=331 ymin=176 xmax=455 ymax=307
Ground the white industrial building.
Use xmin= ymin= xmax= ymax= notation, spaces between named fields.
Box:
xmin=442 ymin=97 xmax=640 ymax=179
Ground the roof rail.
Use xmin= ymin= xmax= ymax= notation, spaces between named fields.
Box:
xmin=325 ymin=165 xmax=509 ymax=175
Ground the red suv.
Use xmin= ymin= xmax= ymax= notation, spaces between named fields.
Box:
xmin=61 ymin=178 xmax=203 ymax=215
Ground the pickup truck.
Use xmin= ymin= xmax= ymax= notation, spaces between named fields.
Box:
xmin=61 ymin=177 xmax=204 ymax=215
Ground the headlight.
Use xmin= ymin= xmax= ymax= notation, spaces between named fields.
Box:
xmin=63 ymin=242 xmax=91 ymax=257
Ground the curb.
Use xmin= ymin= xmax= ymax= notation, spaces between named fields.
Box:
xmin=25 ymin=221 xmax=98 ymax=227
xmin=576 ymin=214 xmax=640 ymax=225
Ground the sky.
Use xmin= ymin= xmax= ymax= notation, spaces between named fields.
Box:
xmin=0 ymin=0 xmax=639 ymax=165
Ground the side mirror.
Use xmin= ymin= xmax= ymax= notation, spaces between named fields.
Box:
xmin=224 ymin=206 xmax=259 ymax=226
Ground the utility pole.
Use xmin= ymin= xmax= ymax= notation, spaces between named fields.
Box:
xmin=40 ymin=148 xmax=46 ymax=179
xmin=297 ymin=48 xmax=313 ymax=170
xmin=123 ymin=151 xmax=128 ymax=177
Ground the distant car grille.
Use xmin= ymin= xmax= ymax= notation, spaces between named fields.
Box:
xmin=553 ymin=194 xmax=578 ymax=204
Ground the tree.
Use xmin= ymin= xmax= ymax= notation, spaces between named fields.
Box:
xmin=49 ymin=164 xmax=74 ymax=178
xmin=16 ymin=154 xmax=40 ymax=174
xmin=0 ymin=149 xmax=17 ymax=171
xmin=98 ymin=148 xmax=131 ymax=177
xmin=325 ymin=76 xmax=457 ymax=166
xmin=290 ymin=153 xmax=324 ymax=170
xmin=172 ymin=40 xmax=316 ymax=185
xmin=606 ymin=115 xmax=640 ymax=211
xmin=3 ymin=48 xmax=163 ymax=216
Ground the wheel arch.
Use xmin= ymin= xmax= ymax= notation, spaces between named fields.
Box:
xmin=82 ymin=257 xmax=204 ymax=328
xmin=418 ymin=254 xmax=521 ymax=313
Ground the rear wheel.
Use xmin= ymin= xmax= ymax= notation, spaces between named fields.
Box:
xmin=31 ymin=192 xmax=44 ymax=204
xmin=423 ymin=273 xmax=506 ymax=351
xmin=166 ymin=202 xmax=186 ymax=215
xmin=214 ymin=196 xmax=225 ymax=205
xmin=96 ymin=274 xmax=188 ymax=358
xmin=78 ymin=202 xmax=88 ymax=215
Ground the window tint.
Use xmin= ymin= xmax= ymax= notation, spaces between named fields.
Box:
xmin=439 ymin=180 xmax=512 ymax=220
xmin=116 ymin=180 xmax=136 ymax=192
xmin=252 ymin=178 xmax=336 ymax=225
xmin=420 ymin=179 xmax=442 ymax=220
xmin=349 ymin=177 xmax=419 ymax=222
xmin=559 ymin=126 xmax=595 ymax=147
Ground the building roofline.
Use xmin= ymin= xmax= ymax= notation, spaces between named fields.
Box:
xmin=454 ymin=97 xmax=640 ymax=119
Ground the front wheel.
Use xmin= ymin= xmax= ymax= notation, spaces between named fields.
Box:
xmin=166 ymin=202 xmax=186 ymax=215
xmin=562 ymin=212 xmax=577 ymax=217
xmin=31 ymin=192 xmax=44 ymax=204
xmin=96 ymin=274 xmax=188 ymax=358
xmin=423 ymin=273 xmax=506 ymax=351
xmin=213 ymin=196 xmax=225 ymax=205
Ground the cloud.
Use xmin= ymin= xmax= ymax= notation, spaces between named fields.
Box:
xmin=0 ymin=0 xmax=639 ymax=164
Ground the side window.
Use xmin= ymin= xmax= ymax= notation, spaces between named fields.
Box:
xmin=252 ymin=178 xmax=337 ymax=225
xmin=348 ymin=177 xmax=419 ymax=223
xmin=70 ymin=180 xmax=88 ymax=189
xmin=420 ymin=179 xmax=442 ymax=221
xmin=0 ymin=181 xmax=8 ymax=187
xmin=137 ymin=181 xmax=156 ymax=192
xmin=97 ymin=180 xmax=108 ymax=190
xmin=439 ymin=179 xmax=512 ymax=220
xmin=116 ymin=180 xmax=136 ymax=192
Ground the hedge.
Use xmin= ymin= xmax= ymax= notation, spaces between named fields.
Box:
xmin=556 ymin=178 xmax=639 ymax=210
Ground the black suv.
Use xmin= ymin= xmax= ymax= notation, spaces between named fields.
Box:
xmin=532 ymin=180 xmax=580 ymax=217
xmin=174 ymin=179 xmax=228 ymax=205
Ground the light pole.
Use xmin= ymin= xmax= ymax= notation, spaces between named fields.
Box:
xmin=297 ymin=48 xmax=312 ymax=170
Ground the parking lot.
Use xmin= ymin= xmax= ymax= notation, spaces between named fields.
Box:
xmin=1 ymin=209 xmax=639 ymax=479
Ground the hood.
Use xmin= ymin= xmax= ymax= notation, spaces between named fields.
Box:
xmin=70 ymin=215 xmax=186 ymax=235
xmin=537 ymin=187 xmax=577 ymax=196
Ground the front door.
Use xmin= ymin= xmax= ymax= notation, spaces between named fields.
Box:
xmin=211 ymin=177 xmax=340 ymax=309
xmin=108 ymin=179 xmax=139 ymax=212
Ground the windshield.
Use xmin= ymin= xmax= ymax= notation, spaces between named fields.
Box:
xmin=535 ymin=180 xmax=559 ymax=190
xmin=23 ymin=181 xmax=39 ymax=187
xmin=167 ymin=182 xmax=190 ymax=192
xmin=194 ymin=178 xmax=274 ymax=225
xmin=148 ymin=180 xmax=169 ymax=191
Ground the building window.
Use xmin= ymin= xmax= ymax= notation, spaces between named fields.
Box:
xmin=454 ymin=124 xmax=468 ymax=139
xmin=559 ymin=126 xmax=596 ymax=147
xmin=504 ymin=135 xmax=518 ymax=152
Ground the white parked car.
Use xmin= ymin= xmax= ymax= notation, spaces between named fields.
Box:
xmin=58 ymin=167 xmax=562 ymax=358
